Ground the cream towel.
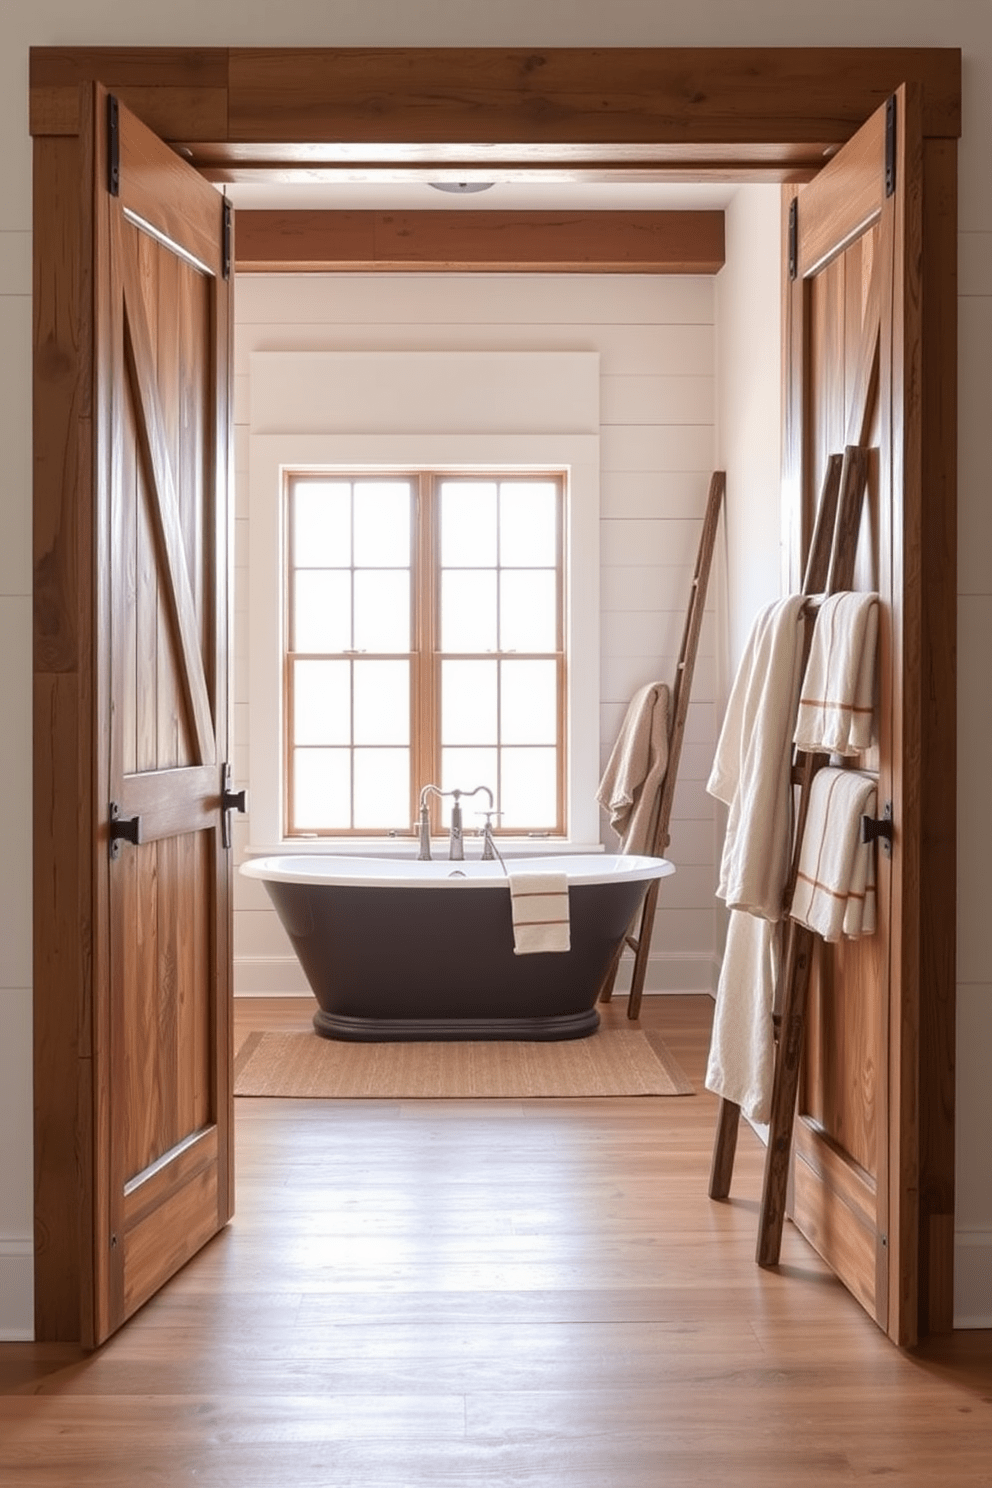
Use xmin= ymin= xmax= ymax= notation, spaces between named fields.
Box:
xmin=790 ymin=768 xmax=878 ymax=942
xmin=793 ymin=591 xmax=879 ymax=755
xmin=707 ymin=594 xmax=807 ymax=921
xmin=704 ymin=594 xmax=806 ymax=1121
xmin=597 ymin=682 xmax=670 ymax=855
xmin=705 ymin=912 xmax=781 ymax=1125
xmin=508 ymin=872 xmax=571 ymax=955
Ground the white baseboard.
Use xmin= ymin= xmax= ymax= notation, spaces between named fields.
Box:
xmin=955 ymin=1230 xmax=992 ymax=1328
xmin=612 ymin=951 xmax=720 ymax=996
xmin=234 ymin=955 xmax=309 ymax=997
xmin=0 ymin=1237 xmax=33 ymax=1340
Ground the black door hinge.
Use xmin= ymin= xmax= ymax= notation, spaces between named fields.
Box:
xmin=222 ymin=199 xmax=233 ymax=280
xmin=108 ymin=94 xmax=120 ymax=198
xmin=885 ymin=95 xmax=897 ymax=199
xmin=788 ymin=196 xmax=798 ymax=281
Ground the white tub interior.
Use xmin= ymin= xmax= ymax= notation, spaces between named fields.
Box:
xmin=240 ymin=853 xmax=676 ymax=890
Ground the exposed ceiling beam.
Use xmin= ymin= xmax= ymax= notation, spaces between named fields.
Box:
xmin=234 ymin=208 xmax=726 ymax=274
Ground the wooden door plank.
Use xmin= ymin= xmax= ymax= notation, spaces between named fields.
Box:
xmin=916 ymin=135 xmax=957 ymax=1337
xmin=119 ymin=238 xmax=217 ymax=768
xmin=117 ymin=98 xmax=227 ymax=274
xmin=101 ymin=87 xmax=232 ymax=1343
xmin=121 ymin=764 xmax=219 ymax=838
xmin=791 ymin=1154 xmax=878 ymax=1318
xmin=885 ymin=83 xmax=924 ymax=1349
xmin=123 ymin=1164 xmax=221 ymax=1319
xmin=149 ymin=239 xmax=191 ymax=773
xmin=797 ymin=105 xmax=886 ymax=277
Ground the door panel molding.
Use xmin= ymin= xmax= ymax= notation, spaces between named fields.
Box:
xmin=119 ymin=233 xmax=217 ymax=768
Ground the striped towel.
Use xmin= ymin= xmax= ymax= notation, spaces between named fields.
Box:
xmin=508 ymin=872 xmax=571 ymax=955
xmin=793 ymin=591 xmax=879 ymax=755
xmin=790 ymin=768 xmax=878 ymax=942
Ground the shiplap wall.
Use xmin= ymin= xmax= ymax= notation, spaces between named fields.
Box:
xmin=232 ymin=272 xmax=720 ymax=998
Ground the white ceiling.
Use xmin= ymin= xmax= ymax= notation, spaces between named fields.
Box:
xmin=223 ymin=180 xmax=739 ymax=211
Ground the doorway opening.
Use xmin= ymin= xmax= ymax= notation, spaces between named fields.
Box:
xmin=29 ymin=47 xmax=959 ymax=1349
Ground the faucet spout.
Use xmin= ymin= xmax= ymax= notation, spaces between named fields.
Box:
xmin=416 ymin=784 xmax=442 ymax=860
xmin=449 ymin=791 xmax=464 ymax=860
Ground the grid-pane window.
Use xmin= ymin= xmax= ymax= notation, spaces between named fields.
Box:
xmin=285 ymin=472 xmax=565 ymax=837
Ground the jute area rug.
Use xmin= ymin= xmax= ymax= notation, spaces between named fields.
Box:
xmin=234 ymin=1028 xmax=694 ymax=1100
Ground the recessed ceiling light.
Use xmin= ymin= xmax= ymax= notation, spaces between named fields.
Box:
xmin=427 ymin=182 xmax=496 ymax=194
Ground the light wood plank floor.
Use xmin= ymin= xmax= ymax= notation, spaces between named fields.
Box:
xmin=2 ymin=994 xmax=990 ymax=1486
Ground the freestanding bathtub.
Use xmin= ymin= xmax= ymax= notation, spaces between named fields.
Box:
xmin=240 ymin=854 xmax=675 ymax=1041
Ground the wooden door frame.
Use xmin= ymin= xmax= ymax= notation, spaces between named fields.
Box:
xmin=30 ymin=45 xmax=960 ymax=1348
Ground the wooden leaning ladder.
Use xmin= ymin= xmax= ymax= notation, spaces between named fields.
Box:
xmin=707 ymin=243 xmax=882 ymax=1267
xmin=601 ymin=469 xmax=726 ymax=1020
xmin=707 ymin=443 xmax=872 ymax=1265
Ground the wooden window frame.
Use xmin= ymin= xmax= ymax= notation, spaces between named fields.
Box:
xmin=283 ymin=468 xmax=567 ymax=839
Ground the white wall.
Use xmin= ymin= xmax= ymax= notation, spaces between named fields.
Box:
xmin=232 ymin=274 xmax=721 ymax=1001
xmin=2 ymin=0 xmax=990 ymax=1337
xmin=714 ymin=186 xmax=785 ymax=675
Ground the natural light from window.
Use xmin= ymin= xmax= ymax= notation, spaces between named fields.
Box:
xmin=286 ymin=472 xmax=565 ymax=838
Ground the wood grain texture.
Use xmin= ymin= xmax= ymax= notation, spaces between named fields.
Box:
xmin=28 ymin=47 xmax=961 ymax=163
xmin=120 ymin=230 xmax=216 ymax=767
xmin=887 ymin=84 xmax=925 ymax=1349
xmin=773 ymin=94 xmax=932 ymax=1343
xmin=235 ymin=209 xmax=726 ymax=273
xmin=916 ymin=134 xmax=957 ymax=1339
xmin=5 ymin=996 xmax=991 ymax=1488
xmin=225 ymin=47 xmax=961 ymax=147
xmin=797 ymin=105 xmax=886 ymax=277
xmin=29 ymin=48 xmax=229 ymax=141
xmin=101 ymin=95 xmax=234 ymax=1344
xmin=32 ymin=119 xmax=98 ymax=1344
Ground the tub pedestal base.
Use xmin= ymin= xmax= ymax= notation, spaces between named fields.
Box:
xmin=312 ymin=1007 xmax=601 ymax=1042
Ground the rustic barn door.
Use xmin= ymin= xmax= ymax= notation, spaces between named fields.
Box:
xmin=93 ymin=89 xmax=235 ymax=1343
xmin=783 ymin=87 xmax=922 ymax=1339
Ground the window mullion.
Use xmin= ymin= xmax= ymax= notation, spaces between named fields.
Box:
xmin=415 ymin=472 xmax=438 ymax=830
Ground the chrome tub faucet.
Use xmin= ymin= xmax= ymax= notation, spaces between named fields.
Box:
xmin=416 ymin=784 xmax=495 ymax=861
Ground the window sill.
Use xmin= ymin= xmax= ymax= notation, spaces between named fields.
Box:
xmin=244 ymin=839 xmax=606 ymax=860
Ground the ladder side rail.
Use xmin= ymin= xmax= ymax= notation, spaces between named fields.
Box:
xmin=755 ymin=444 xmax=871 ymax=1267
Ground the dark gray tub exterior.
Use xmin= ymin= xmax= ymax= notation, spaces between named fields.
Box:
xmin=243 ymin=856 xmax=675 ymax=1042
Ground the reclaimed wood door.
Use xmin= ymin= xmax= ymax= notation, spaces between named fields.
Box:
xmin=782 ymin=87 xmax=922 ymax=1340
xmin=93 ymin=89 xmax=235 ymax=1343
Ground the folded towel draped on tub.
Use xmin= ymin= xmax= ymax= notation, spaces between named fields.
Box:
xmin=508 ymin=872 xmax=571 ymax=955
xmin=705 ymin=594 xmax=807 ymax=1124
xmin=596 ymin=681 xmax=671 ymax=855
xmin=790 ymin=767 xmax=878 ymax=942
xmin=793 ymin=591 xmax=879 ymax=755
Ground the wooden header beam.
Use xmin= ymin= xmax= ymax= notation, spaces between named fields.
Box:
xmin=234 ymin=208 xmax=725 ymax=274
xmin=30 ymin=48 xmax=961 ymax=181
